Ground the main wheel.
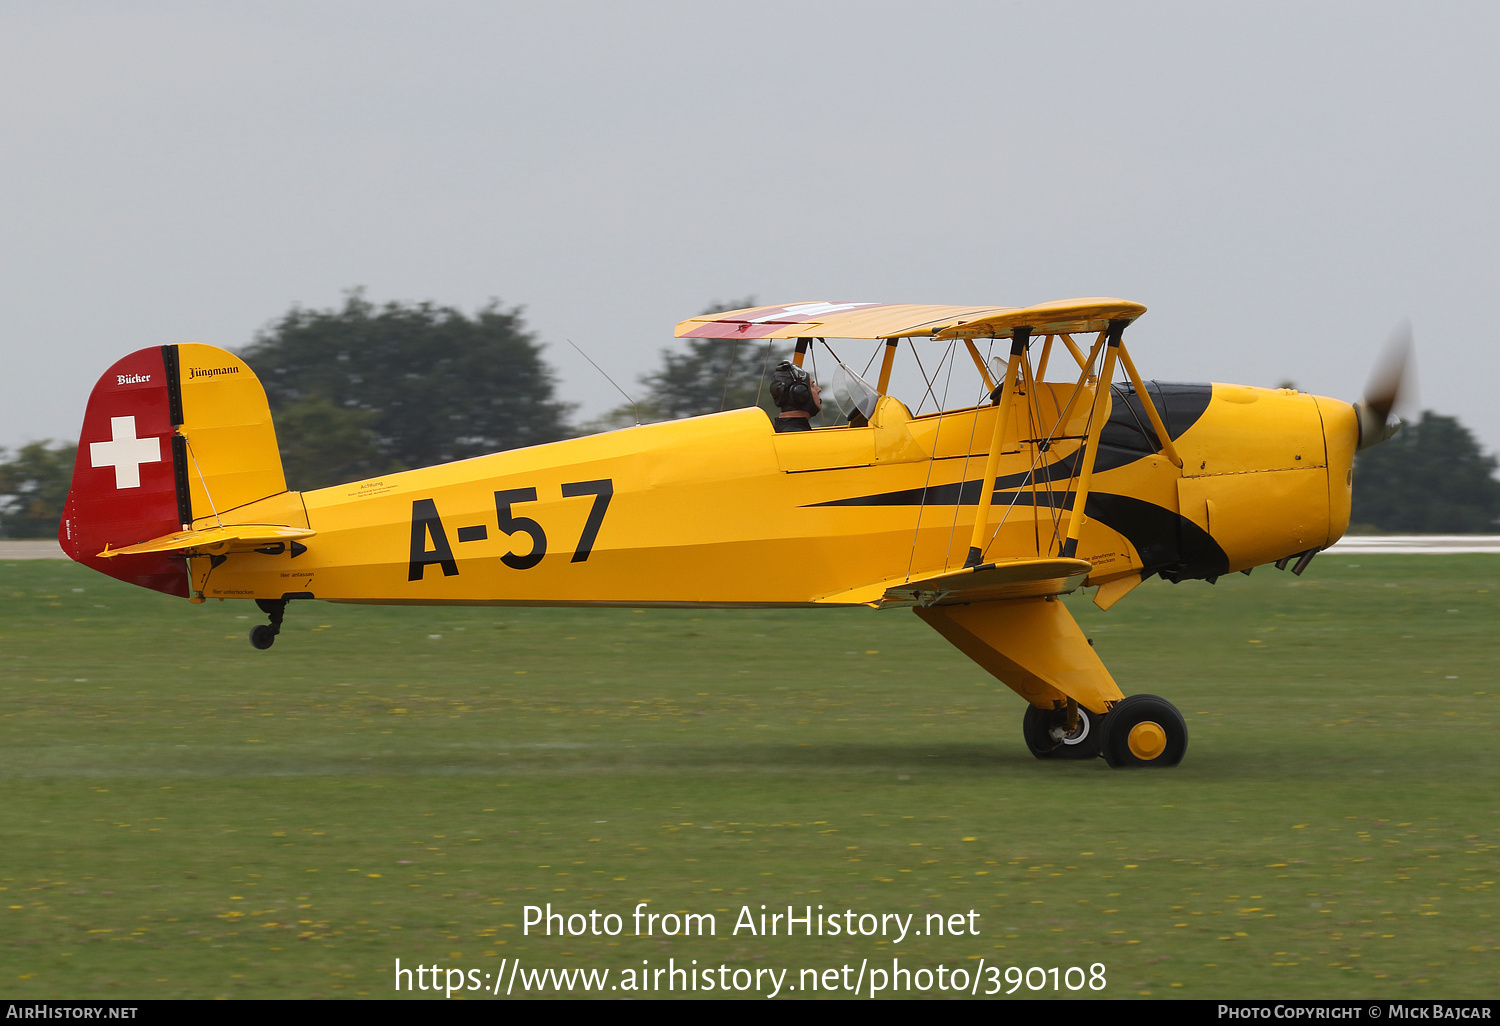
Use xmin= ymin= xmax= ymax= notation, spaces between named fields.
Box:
xmin=249 ymin=625 xmax=277 ymax=650
xmin=1100 ymin=694 xmax=1187 ymax=767
xmin=1022 ymin=704 xmax=1102 ymax=760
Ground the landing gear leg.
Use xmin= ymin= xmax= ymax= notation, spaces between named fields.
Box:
xmin=250 ymin=598 xmax=287 ymax=650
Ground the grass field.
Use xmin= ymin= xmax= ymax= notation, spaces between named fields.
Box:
xmin=1 ymin=555 xmax=1498 ymax=1000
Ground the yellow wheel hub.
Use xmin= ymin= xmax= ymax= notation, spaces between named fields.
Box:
xmin=1127 ymin=721 xmax=1167 ymax=761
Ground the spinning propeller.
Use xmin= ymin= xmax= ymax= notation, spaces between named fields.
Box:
xmin=1353 ymin=321 xmax=1416 ymax=450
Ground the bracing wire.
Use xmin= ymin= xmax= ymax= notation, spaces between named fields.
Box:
xmin=1043 ymin=336 xmax=1110 ymax=549
xmin=754 ymin=339 xmax=776 ymax=410
xmin=817 ymin=338 xmax=885 ymax=418
xmin=957 ymin=337 xmax=1019 ymax=565
xmin=906 ymin=339 xmax=939 ymax=414
xmin=980 ymin=341 xmax=1046 ymax=560
xmin=817 ymin=338 xmax=856 ymax=376
xmin=912 ymin=339 xmax=958 ymax=416
xmin=568 ymin=339 xmax=640 ymax=426
xmin=979 ymin=335 xmax=1107 ymax=559
xmin=816 ymin=339 xmax=854 ymax=425
xmin=1024 ymin=344 xmax=1045 ymax=557
xmin=905 ymin=338 xmax=957 ymax=583
xmin=1033 ymin=338 xmax=1075 ymax=552
xmin=940 ymin=340 xmax=979 ymax=567
xmin=718 ymin=339 xmax=740 ymax=413
xmin=808 ymin=342 xmax=824 ymax=426
xmin=184 ymin=436 xmax=222 ymax=528
xmin=904 ymin=334 xmax=1115 ymax=575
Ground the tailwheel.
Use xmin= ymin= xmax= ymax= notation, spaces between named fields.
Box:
xmin=249 ymin=598 xmax=287 ymax=651
xmin=1100 ymin=694 xmax=1187 ymax=768
xmin=1022 ymin=702 xmax=1102 ymax=760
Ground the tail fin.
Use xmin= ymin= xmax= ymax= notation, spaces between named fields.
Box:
xmin=60 ymin=344 xmax=287 ymax=596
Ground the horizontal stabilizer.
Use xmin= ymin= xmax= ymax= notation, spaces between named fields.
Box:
xmin=99 ymin=524 xmax=315 ymax=558
xmin=816 ymin=556 xmax=1093 ymax=607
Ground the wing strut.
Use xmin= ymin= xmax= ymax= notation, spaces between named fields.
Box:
xmin=963 ymin=330 xmax=1029 ymax=568
xmin=1034 ymin=334 xmax=1055 ymax=382
xmin=1058 ymin=319 xmax=1125 ymax=558
xmin=874 ymin=338 xmax=899 ymax=395
xmin=962 ymin=339 xmax=996 ymax=393
xmin=1115 ymin=343 xmax=1183 ymax=469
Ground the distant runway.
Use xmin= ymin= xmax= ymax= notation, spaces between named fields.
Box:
xmin=1324 ymin=536 xmax=1500 ymax=554
xmin=1 ymin=540 xmax=64 ymax=560
xmin=6 ymin=537 xmax=1500 ymax=562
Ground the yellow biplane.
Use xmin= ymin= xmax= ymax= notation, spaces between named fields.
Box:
xmin=59 ymin=298 xmax=1408 ymax=767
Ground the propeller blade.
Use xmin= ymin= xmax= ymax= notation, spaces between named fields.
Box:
xmin=1355 ymin=321 xmax=1416 ymax=449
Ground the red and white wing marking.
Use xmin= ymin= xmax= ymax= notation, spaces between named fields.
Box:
xmin=675 ymin=302 xmax=883 ymax=339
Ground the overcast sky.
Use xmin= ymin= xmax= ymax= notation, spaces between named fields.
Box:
xmin=3 ymin=2 xmax=1495 ymax=453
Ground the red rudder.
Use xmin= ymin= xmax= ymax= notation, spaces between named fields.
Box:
xmin=60 ymin=346 xmax=191 ymax=596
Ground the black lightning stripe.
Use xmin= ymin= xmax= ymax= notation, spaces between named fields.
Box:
xmin=806 ymin=488 xmax=1229 ymax=583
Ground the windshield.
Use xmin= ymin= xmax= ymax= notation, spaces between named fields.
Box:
xmin=830 ymin=363 xmax=881 ymax=420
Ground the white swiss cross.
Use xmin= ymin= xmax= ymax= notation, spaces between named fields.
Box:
xmin=747 ymin=301 xmax=877 ymax=324
xmin=90 ymin=416 xmax=162 ymax=489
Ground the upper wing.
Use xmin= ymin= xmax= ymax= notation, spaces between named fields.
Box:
xmin=932 ymin=298 xmax=1146 ymax=339
xmin=675 ymin=302 xmax=1018 ymax=340
xmin=675 ymin=298 xmax=1146 ymax=342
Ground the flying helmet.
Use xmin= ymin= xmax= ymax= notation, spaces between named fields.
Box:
xmin=769 ymin=361 xmax=819 ymax=415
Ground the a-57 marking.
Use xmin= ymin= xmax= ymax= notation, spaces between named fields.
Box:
xmin=409 ymin=479 xmax=614 ymax=581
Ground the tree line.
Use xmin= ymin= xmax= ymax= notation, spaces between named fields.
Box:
xmin=3 ymin=293 xmax=1498 ymax=536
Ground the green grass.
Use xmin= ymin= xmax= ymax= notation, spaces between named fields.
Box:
xmin=1 ymin=556 xmax=1498 ymax=999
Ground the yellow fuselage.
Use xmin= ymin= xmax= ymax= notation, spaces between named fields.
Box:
xmin=189 ymin=382 xmax=1358 ymax=608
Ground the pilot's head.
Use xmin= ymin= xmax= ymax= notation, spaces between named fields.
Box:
xmin=770 ymin=361 xmax=822 ymax=415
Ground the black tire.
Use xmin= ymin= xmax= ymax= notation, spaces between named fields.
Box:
xmin=249 ymin=624 xmax=276 ymax=650
xmin=1023 ymin=704 xmax=1103 ymax=760
xmin=1100 ymin=694 xmax=1187 ymax=768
